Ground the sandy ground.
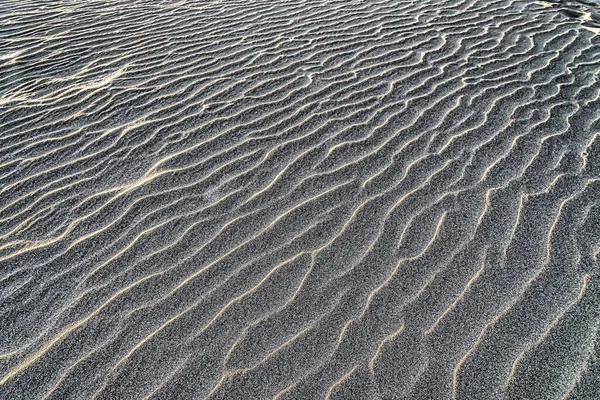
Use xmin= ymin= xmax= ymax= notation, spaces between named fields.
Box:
xmin=1 ymin=0 xmax=600 ymax=399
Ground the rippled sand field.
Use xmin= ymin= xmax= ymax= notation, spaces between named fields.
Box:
xmin=1 ymin=0 xmax=600 ymax=399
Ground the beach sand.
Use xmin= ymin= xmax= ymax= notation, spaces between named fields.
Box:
xmin=1 ymin=0 xmax=600 ymax=398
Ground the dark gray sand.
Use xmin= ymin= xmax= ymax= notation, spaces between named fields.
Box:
xmin=1 ymin=0 xmax=600 ymax=399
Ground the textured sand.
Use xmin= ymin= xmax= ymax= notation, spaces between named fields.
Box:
xmin=1 ymin=0 xmax=600 ymax=399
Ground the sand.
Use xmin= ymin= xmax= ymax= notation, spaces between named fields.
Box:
xmin=1 ymin=0 xmax=600 ymax=399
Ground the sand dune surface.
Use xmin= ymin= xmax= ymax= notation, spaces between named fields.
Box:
xmin=1 ymin=0 xmax=600 ymax=399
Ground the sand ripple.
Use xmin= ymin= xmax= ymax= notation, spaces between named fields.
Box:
xmin=1 ymin=0 xmax=600 ymax=399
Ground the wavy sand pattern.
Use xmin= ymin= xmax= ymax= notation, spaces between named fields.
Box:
xmin=1 ymin=0 xmax=600 ymax=399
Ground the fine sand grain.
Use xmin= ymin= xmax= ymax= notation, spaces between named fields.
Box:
xmin=1 ymin=0 xmax=600 ymax=399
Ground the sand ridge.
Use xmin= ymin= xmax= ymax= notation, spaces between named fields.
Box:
xmin=1 ymin=0 xmax=600 ymax=399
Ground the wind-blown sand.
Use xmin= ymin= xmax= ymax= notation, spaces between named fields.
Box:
xmin=1 ymin=0 xmax=600 ymax=398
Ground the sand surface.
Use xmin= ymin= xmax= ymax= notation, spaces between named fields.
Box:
xmin=1 ymin=0 xmax=600 ymax=399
